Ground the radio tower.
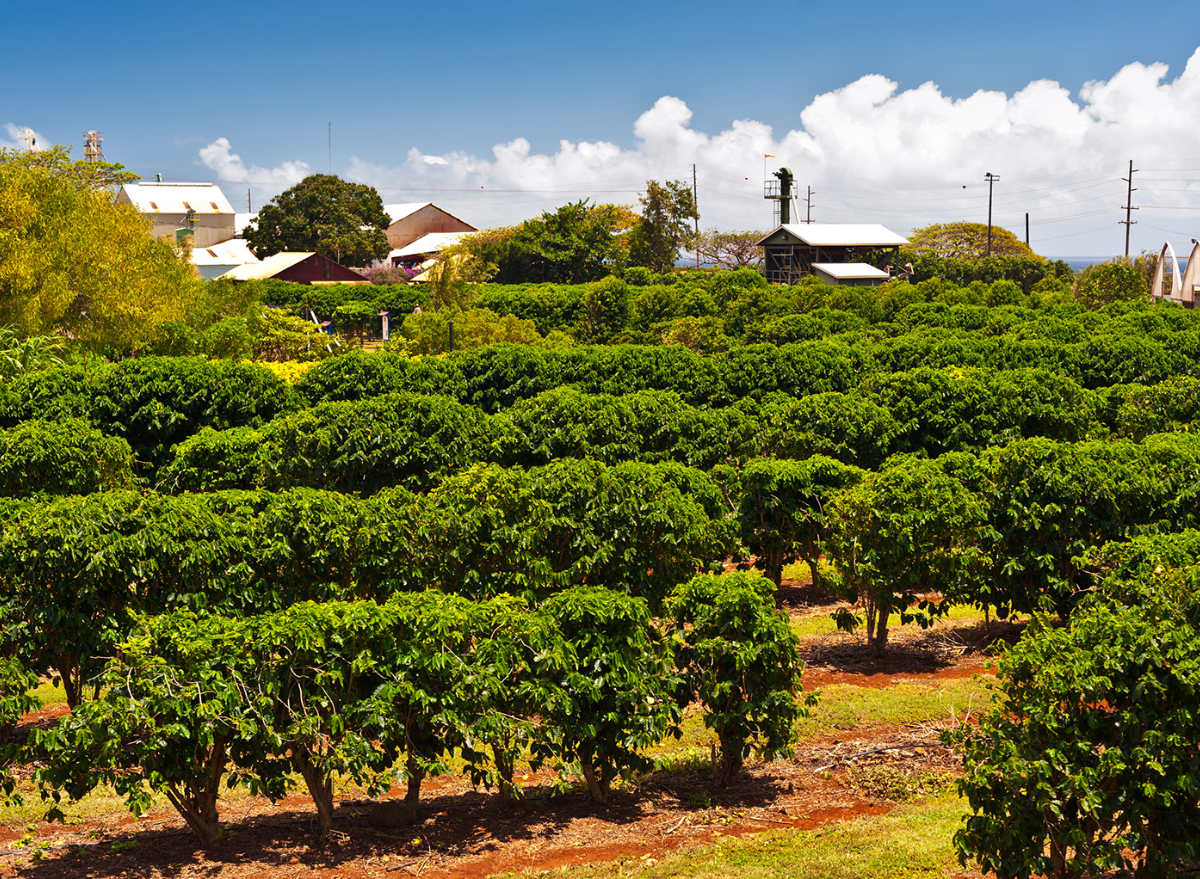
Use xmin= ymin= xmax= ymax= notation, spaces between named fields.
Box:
xmin=83 ymin=130 xmax=105 ymax=162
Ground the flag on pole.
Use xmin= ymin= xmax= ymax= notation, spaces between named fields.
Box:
xmin=764 ymin=154 xmax=775 ymax=158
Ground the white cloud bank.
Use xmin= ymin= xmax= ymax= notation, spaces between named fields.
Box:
xmin=198 ymin=137 xmax=311 ymax=205
xmin=203 ymin=48 xmax=1200 ymax=255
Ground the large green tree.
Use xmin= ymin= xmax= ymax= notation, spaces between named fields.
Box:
xmin=0 ymin=145 xmax=139 ymax=192
xmin=697 ymin=229 xmax=765 ymax=269
xmin=908 ymin=222 xmax=1043 ymax=261
xmin=459 ymin=201 xmax=632 ymax=284
xmin=628 ymin=180 xmax=699 ymax=273
xmin=0 ymin=157 xmax=199 ymax=353
xmin=245 ymin=174 xmax=390 ymax=266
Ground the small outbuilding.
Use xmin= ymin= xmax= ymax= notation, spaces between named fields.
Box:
xmin=383 ymin=203 xmax=476 ymax=251
xmin=192 ymin=239 xmax=260 ymax=280
xmin=388 ymin=230 xmax=474 ymax=273
xmin=757 ymin=223 xmax=908 ymax=285
xmin=220 ymin=252 xmax=368 ymax=285
xmin=117 ymin=182 xmax=237 ymax=248
xmin=812 ymin=262 xmax=891 ymax=287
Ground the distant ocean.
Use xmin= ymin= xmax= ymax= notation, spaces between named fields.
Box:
xmin=1059 ymin=256 xmax=1114 ymax=271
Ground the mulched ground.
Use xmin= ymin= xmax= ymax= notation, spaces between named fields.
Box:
xmin=0 ymin=722 xmax=967 ymax=879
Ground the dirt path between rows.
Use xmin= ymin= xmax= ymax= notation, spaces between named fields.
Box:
xmin=0 ymin=722 xmax=960 ymax=879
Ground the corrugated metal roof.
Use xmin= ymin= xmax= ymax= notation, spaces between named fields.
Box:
xmin=758 ymin=224 xmax=909 ymax=247
xmin=119 ymin=182 xmax=235 ymax=215
xmin=389 ymin=231 xmax=471 ymax=259
xmin=384 ymin=203 xmax=433 ymax=224
xmin=220 ymin=252 xmax=315 ymax=281
xmin=812 ymin=262 xmax=891 ymax=279
xmin=192 ymin=239 xmax=259 ymax=267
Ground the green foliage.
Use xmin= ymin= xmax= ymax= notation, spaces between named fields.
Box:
xmin=503 ymin=387 xmax=751 ymax=470
xmin=0 ymin=656 xmax=39 ymax=801
xmin=462 ymin=201 xmax=629 ymax=284
xmin=744 ymin=391 xmax=901 ymax=468
xmin=0 ymin=419 xmax=135 ymax=497
xmin=575 ymin=276 xmax=631 ymax=343
xmin=535 ymin=587 xmax=681 ymax=803
xmin=861 ymin=367 xmax=1097 ymax=456
xmin=950 ymin=570 xmax=1200 ymax=878
xmin=398 ymin=306 xmax=542 ymax=354
xmin=244 ymin=173 xmax=390 ymax=266
xmin=0 ymin=162 xmax=200 ymax=353
xmin=1105 ymin=375 xmax=1200 ymax=440
xmin=156 ymin=426 xmax=266 ymax=492
xmin=976 ymin=437 xmax=1200 ymax=618
xmin=1073 ymin=261 xmax=1145 ymax=308
xmin=33 ymin=611 xmax=269 ymax=847
xmin=534 ymin=460 xmax=731 ymax=609
xmin=737 ymin=456 xmax=864 ymax=588
xmin=628 ymin=180 xmax=699 ymax=273
xmin=402 ymin=463 xmax=555 ymax=600
xmin=87 ymin=357 xmax=298 ymax=474
xmin=0 ymin=327 xmax=65 ymax=379
xmin=668 ymin=572 xmax=809 ymax=786
xmin=907 ymin=223 xmax=1044 ymax=261
xmin=826 ymin=456 xmax=988 ymax=655
xmin=256 ymin=392 xmax=510 ymax=494
xmin=162 ymin=391 xmax=507 ymax=494
xmin=0 ymin=144 xmax=139 ymax=192
xmin=248 ymin=279 xmax=424 ymax=321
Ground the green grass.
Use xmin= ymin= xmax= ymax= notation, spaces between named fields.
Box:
xmin=799 ymin=677 xmax=992 ymax=738
xmin=488 ymin=793 xmax=968 ymax=879
xmin=30 ymin=679 xmax=69 ymax=708
xmin=644 ymin=675 xmax=994 ymax=771
xmin=790 ymin=602 xmax=994 ymax=644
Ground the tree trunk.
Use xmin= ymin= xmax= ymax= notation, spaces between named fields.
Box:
xmin=292 ymin=747 xmax=334 ymax=837
xmin=580 ymin=760 xmax=608 ymax=804
xmin=714 ymin=732 xmax=744 ymax=788
xmin=56 ymin=654 xmax=82 ymax=709
xmin=164 ymin=742 xmax=226 ymax=848
xmin=493 ymin=745 xmax=515 ymax=807
xmin=807 ymin=558 xmax=821 ymax=590
xmin=866 ymin=596 xmax=889 ymax=657
xmin=764 ymin=551 xmax=783 ymax=590
xmin=404 ymin=754 xmax=422 ymax=818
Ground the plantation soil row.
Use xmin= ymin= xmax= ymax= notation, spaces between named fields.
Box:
xmin=0 ymin=598 xmax=992 ymax=879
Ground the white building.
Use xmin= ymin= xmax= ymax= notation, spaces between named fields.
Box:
xmin=116 ymin=182 xmax=237 ymax=248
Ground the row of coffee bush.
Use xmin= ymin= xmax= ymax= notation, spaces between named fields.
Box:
xmin=7 ymin=577 xmax=802 ymax=847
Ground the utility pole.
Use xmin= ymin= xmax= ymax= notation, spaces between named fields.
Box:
xmin=984 ymin=172 xmax=1001 ymax=257
xmin=804 ymin=185 xmax=815 ymax=223
xmin=693 ymin=163 xmax=700 ymax=269
xmin=1025 ymin=212 xmax=1029 ymax=249
xmin=328 ymin=122 xmax=332 ymax=174
xmin=247 ymin=188 xmax=252 ymax=213
xmin=1120 ymin=159 xmax=1139 ymax=258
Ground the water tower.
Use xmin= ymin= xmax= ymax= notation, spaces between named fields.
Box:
xmin=83 ymin=131 xmax=104 ymax=162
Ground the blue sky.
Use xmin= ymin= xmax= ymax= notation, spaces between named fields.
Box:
xmin=5 ymin=0 xmax=1200 ymax=256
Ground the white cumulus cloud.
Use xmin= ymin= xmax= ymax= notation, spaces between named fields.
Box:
xmin=197 ymin=137 xmax=311 ymax=205
xmin=208 ymin=48 xmax=1200 ymax=256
